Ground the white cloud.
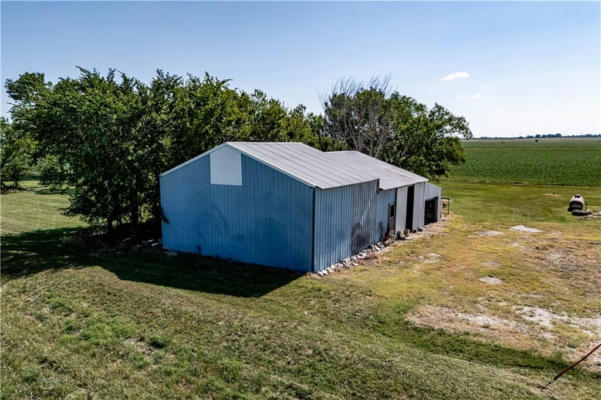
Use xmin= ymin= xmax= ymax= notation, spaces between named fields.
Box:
xmin=457 ymin=94 xmax=467 ymax=99
xmin=441 ymin=71 xmax=470 ymax=81
xmin=471 ymin=93 xmax=499 ymax=101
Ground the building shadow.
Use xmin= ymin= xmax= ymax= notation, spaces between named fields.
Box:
xmin=2 ymin=228 xmax=303 ymax=298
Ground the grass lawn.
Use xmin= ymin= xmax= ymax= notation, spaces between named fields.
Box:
xmin=2 ymin=181 xmax=600 ymax=399
xmin=0 ymin=181 xmax=85 ymax=235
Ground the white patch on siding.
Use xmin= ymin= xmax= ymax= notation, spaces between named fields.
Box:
xmin=210 ymin=146 xmax=242 ymax=185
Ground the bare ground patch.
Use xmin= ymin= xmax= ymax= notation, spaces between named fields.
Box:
xmin=479 ymin=276 xmax=503 ymax=285
xmin=408 ymin=305 xmax=601 ymax=369
xmin=401 ymin=219 xmax=601 ymax=370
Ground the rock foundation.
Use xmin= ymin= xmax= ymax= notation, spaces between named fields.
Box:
xmin=313 ymin=239 xmax=396 ymax=277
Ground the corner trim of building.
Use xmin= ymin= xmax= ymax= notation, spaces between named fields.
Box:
xmin=311 ymin=187 xmax=316 ymax=273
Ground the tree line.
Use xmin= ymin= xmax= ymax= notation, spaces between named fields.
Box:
xmin=2 ymin=69 xmax=471 ymax=238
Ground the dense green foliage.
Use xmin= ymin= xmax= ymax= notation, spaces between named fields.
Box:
xmin=0 ymin=118 xmax=35 ymax=188
xmin=6 ymin=71 xmax=472 ymax=234
xmin=5 ymin=70 xmax=335 ymax=235
xmin=323 ymin=78 xmax=472 ymax=178
xmin=447 ymin=139 xmax=601 ymax=186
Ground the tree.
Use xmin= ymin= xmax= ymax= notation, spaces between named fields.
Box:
xmin=6 ymin=69 xmax=471 ymax=238
xmin=0 ymin=118 xmax=35 ymax=189
xmin=6 ymin=69 xmax=330 ymax=238
xmin=8 ymin=69 xmax=148 ymax=235
xmin=386 ymin=98 xmax=470 ymax=178
xmin=323 ymin=78 xmax=472 ymax=179
xmin=2 ymin=73 xmax=47 ymax=189
xmin=323 ymin=77 xmax=394 ymax=158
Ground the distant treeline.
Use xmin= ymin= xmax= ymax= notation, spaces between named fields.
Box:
xmin=476 ymin=133 xmax=601 ymax=140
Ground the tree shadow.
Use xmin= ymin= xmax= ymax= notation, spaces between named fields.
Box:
xmin=34 ymin=186 xmax=72 ymax=195
xmin=2 ymin=228 xmax=303 ymax=297
xmin=0 ymin=187 xmax=27 ymax=195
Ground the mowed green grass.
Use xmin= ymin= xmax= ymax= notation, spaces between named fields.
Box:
xmin=2 ymin=182 xmax=601 ymax=399
xmin=447 ymin=138 xmax=601 ymax=186
xmin=1 ymin=181 xmax=85 ymax=235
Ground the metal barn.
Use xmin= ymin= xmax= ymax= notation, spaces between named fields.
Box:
xmin=160 ymin=142 xmax=442 ymax=272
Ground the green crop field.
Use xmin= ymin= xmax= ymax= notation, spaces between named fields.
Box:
xmin=447 ymin=138 xmax=601 ymax=186
xmin=2 ymin=181 xmax=601 ymax=399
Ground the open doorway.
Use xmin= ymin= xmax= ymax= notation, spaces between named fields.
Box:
xmin=387 ymin=202 xmax=396 ymax=237
xmin=405 ymin=185 xmax=414 ymax=231
xmin=425 ymin=197 xmax=439 ymax=225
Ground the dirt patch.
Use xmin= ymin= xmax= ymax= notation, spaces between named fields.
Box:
xmin=406 ymin=306 xmax=554 ymax=348
xmin=419 ymin=253 xmax=441 ymax=264
xmin=482 ymin=261 xmax=500 ymax=268
xmin=514 ymin=306 xmax=601 ymax=336
xmin=476 ymin=230 xmax=504 ymax=237
xmin=408 ymin=305 xmax=601 ymax=368
xmin=405 ymin=217 xmax=451 ymax=239
xmin=123 ymin=337 xmax=156 ymax=356
xmin=479 ymin=276 xmax=503 ymax=285
xmin=546 ymin=252 xmax=562 ymax=265
xmin=510 ymin=225 xmax=542 ymax=233
xmin=407 ymin=306 xmax=518 ymax=333
xmin=524 ymin=237 xmax=601 ymax=296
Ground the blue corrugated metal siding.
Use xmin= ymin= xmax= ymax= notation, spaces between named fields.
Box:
xmin=376 ymin=189 xmax=397 ymax=240
xmin=312 ymin=181 xmax=378 ymax=271
xmin=161 ymin=154 xmax=313 ymax=271
xmin=313 ymin=186 xmax=352 ymax=271
xmin=161 ymin=145 xmax=425 ymax=272
xmin=352 ymin=181 xmax=378 ymax=252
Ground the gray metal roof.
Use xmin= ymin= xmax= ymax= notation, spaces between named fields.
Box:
xmin=326 ymin=151 xmax=427 ymax=189
xmin=227 ymin=142 xmax=378 ymax=189
xmin=228 ymin=142 xmax=427 ymax=190
xmin=162 ymin=141 xmax=428 ymax=190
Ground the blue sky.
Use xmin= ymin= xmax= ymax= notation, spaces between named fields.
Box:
xmin=2 ymin=1 xmax=599 ymax=137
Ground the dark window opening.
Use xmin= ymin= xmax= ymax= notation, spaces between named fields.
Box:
xmin=388 ymin=203 xmax=395 ymax=218
xmin=425 ymin=197 xmax=439 ymax=225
